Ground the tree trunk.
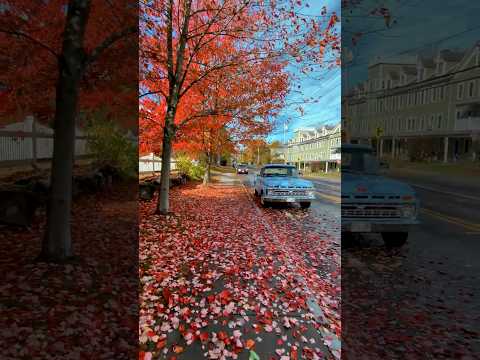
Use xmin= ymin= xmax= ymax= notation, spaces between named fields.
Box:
xmin=203 ymin=149 xmax=213 ymax=185
xmin=203 ymin=156 xmax=212 ymax=185
xmin=39 ymin=0 xmax=91 ymax=262
xmin=156 ymin=116 xmax=175 ymax=215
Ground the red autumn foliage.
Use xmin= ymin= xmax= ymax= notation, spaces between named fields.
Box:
xmin=0 ymin=0 xmax=137 ymax=128
xmin=139 ymin=0 xmax=340 ymax=213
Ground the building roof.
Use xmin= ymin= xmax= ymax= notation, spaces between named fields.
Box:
xmin=439 ymin=49 xmax=465 ymax=62
xmin=419 ymin=56 xmax=435 ymax=68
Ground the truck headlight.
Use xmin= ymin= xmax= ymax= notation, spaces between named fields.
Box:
xmin=400 ymin=205 xmax=416 ymax=218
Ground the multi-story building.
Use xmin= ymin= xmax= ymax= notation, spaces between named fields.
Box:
xmin=285 ymin=123 xmax=341 ymax=172
xmin=343 ymin=42 xmax=480 ymax=162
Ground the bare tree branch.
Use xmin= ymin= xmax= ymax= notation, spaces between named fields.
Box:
xmin=0 ymin=29 xmax=58 ymax=59
xmin=85 ymin=26 xmax=137 ymax=67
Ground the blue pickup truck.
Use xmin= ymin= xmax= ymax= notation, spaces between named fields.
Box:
xmin=341 ymin=144 xmax=420 ymax=247
xmin=254 ymin=164 xmax=315 ymax=209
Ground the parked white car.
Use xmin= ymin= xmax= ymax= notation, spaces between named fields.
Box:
xmin=253 ymin=164 xmax=315 ymax=209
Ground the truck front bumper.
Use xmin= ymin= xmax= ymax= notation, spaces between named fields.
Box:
xmin=342 ymin=219 xmax=419 ymax=233
xmin=262 ymin=195 xmax=315 ymax=203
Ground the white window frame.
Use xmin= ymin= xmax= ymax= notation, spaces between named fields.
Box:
xmin=457 ymin=83 xmax=464 ymax=100
xmin=468 ymin=80 xmax=475 ymax=98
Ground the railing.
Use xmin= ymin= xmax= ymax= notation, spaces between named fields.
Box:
xmin=455 ymin=117 xmax=480 ymax=131
xmin=0 ymin=117 xmax=90 ymax=167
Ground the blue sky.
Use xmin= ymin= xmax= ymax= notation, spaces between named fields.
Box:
xmin=267 ymin=0 xmax=341 ymax=144
xmin=344 ymin=0 xmax=480 ymax=88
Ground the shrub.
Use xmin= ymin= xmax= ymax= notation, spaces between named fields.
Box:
xmin=175 ymin=155 xmax=205 ymax=181
xmin=85 ymin=114 xmax=137 ymax=179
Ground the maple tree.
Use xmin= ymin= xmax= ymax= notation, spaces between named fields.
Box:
xmin=240 ymin=137 xmax=270 ymax=165
xmin=176 ymin=121 xmax=235 ymax=184
xmin=0 ymin=0 xmax=137 ymax=261
xmin=140 ymin=0 xmax=340 ymax=215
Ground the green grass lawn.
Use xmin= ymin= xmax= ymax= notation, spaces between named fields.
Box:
xmin=303 ymin=171 xmax=341 ymax=180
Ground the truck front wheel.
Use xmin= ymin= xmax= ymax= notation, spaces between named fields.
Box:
xmin=300 ymin=202 xmax=311 ymax=209
xmin=381 ymin=232 xmax=408 ymax=248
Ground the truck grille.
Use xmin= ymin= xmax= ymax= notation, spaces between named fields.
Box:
xmin=342 ymin=204 xmax=402 ymax=218
xmin=270 ymin=189 xmax=307 ymax=196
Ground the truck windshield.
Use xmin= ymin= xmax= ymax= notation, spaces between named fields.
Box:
xmin=262 ymin=167 xmax=298 ymax=177
xmin=342 ymin=150 xmax=379 ymax=174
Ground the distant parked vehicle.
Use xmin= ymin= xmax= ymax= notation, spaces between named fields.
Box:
xmin=341 ymin=144 xmax=420 ymax=247
xmin=253 ymin=164 xmax=315 ymax=209
xmin=236 ymin=164 xmax=249 ymax=174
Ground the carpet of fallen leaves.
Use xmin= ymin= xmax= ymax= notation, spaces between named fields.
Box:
xmin=139 ymin=183 xmax=341 ymax=360
xmin=0 ymin=182 xmax=138 ymax=359
xmin=343 ymin=244 xmax=480 ymax=359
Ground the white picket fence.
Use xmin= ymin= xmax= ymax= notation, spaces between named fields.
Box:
xmin=139 ymin=153 xmax=177 ymax=174
xmin=0 ymin=116 xmax=90 ymax=166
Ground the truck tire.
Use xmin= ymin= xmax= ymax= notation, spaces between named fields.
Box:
xmin=341 ymin=232 xmax=355 ymax=249
xmin=260 ymin=195 xmax=270 ymax=208
xmin=382 ymin=232 xmax=408 ymax=248
xmin=300 ymin=202 xmax=311 ymax=209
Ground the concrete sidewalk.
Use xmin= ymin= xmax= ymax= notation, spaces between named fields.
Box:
xmin=139 ymin=180 xmax=340 ymax=360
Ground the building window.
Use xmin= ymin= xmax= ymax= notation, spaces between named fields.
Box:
xmin=457 ymin=83 xmax=464 ymax=100
xmin=432 ymin=88 xmax=436 ymax=102
xmin=469 ymin=81 xmax=475 ymax=97
xmin=437 ymin=114 xmax=442 ymax=129
xmin=418 ymin=67 xmax=424 ymax=81
xmin=437 ymin=61 xmax=446 ymax=75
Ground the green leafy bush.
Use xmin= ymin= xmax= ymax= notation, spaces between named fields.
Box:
xmin=85 ymin=114 xmax=137 ymax=179
xmin=175 ymin=155 xmax=205 ymax=180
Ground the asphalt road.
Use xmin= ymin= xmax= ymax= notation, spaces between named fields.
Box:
xmin=368 ymin=172 xmax=480 ymax=269
xmin=344 ymin=171 xmax=480 ymax=357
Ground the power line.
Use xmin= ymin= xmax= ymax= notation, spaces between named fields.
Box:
xmin=345 ymin=24 xmax=480 ymax=70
